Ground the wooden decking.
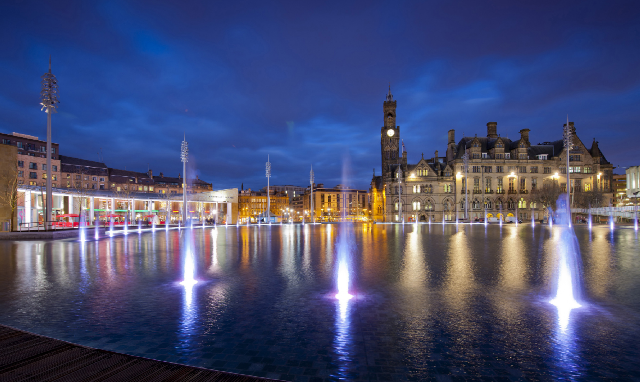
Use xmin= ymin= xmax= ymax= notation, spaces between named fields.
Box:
xmin=0 ymin=324 xmax=276 ymax=382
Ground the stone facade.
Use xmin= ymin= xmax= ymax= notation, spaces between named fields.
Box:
xmin=0 ymin=143 xmax=18 ymax=231
xmin=0 ymin=132 xmax=61 ymax=189
xmin=372 ymin=89 xmax=614 ymax=222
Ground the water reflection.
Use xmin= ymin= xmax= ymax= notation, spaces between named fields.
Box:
xmin=0 ymin=225 xmax=637 ymax=381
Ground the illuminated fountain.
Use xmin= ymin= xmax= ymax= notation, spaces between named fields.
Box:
xmin=180 ymin=230 xmax=198 ymax=305
xmin=123 ymin=212 xmax=129 ymax=235
xmin=95 ymin=219 xmax=99 ymax=240
xmin=549 ymin=195 xmax=583 ymax=332
xmin=138 ymin=219 xmax=142 ymax=234
xmin=79 ymin=213 xmax=86 ymax=242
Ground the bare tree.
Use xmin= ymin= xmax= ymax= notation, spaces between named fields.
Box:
xmin=573 ymin=188 xmax=606 ymax=209
xmin=0 ymin=161 xmax=21 ymax=231
xmin=530 ymin=182 xmax=562 ymax=213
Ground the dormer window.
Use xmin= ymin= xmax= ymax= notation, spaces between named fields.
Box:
xmin=537 ymin=154 xmax=548 ymax=160
xmin=482 ymin=153 xmax=489 ymax=159
xmin=473 ymin=142 xmax=480 ymax=148
xmin=505 ymin=153 xmax=511 ymax=159
xmin=496 ymin=143 xmax=503 ymax=148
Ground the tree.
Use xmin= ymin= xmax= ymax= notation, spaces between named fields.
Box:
xmin=530 ymin=182 xmax=562 ymax=214
xmin=573 ymin=188 xmax=606 ymax=209
xmin=71 ymin=169 xmax=91 ymax=221
xmin=0 ymin=161 xmax=21 ymax=231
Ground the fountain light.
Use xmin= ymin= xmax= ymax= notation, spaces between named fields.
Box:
xmin=335 ymin=261 xmax=353 ymax=301
xmin=550 ymin=256 xmax=581 ymax=332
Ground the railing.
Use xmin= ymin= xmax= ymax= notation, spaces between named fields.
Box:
xmin=484 ymin=189 xmax=494 ymax=194
xmin=507 ymin=189 xmax=517 ymax=194
xmin=496 ymin=190 xmax=505 ymax=194
xmin=520 ymin=190 xmax=528 ymax=194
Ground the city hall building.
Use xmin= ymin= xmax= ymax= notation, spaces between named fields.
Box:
xmin=371 ymin=88 xmax=614 ymax=222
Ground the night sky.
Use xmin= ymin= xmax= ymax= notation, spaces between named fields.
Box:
xmin=1 ymin=1 xmax=639 ymax=191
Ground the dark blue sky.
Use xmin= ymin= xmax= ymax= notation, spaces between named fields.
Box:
xmin=1 ymin=0 xmax=639 ymax=190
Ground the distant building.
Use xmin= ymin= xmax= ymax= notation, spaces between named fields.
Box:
xmin=0 ymin=132 xmax=61 ymax=188
xmin=60 ymin=155 xmax=109 ymax=191
xmin=372 ymin=86 xmax=614 ymax=222
xmin=264 ymin=185 xmax=306 ymax=205
xmin=238 ymin=188 xmax=289 ymax=223
xmin=303 ymin=184 xmax=369 ymax=222
xmin=626 ymin=166 xmax=639 ymax=202
xmin=0 ymin=142 xmax=18 ymax=231
xmin=613 ymin=174 xmax=631 ymax=207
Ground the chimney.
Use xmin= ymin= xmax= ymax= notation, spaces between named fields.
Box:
xmin=159 ymin=172 xmax=164 ymax=177
xmin=519 ymin=129 xmax=530 ymax=145
xmin=147 ymin=169 xmax=153 ymax=178
xmin=435 ymin=150 xmax=439 ymax=160
xmin=487 ymin=122 xmax=498 ymax=139
xmin=448 ymin=129 xmax=455 ymax=144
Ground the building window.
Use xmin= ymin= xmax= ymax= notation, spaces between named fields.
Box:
xmin=29 ymin=162 xmax=37 ymax=170
xmin=505 ymin=153 xmax=511 ymax=159
xmin=52 ymin=175 xmax=57 ymax=181
xmin=29 ymin=181 xmax=36 ymax=186
xmin=537 ymin=154 xmax=548 ymax=160
xmin=29 ymin=172 xmax=37 ymax=179
xmin=472 ymin=153 xmax=480 ymax=159
xmin=92 ymin=176 xmax=97 ymax=181
xmin=497 ymin=178 xmax=503 ymax=193
xmin=473 ymin=178 xmax=480 ymax=193
xmin=532 ymin=178 xmax=537 ymax=190
xmin=18 ymin=161 xmax=24 ymax=168
xmin=66 ymin=181 xmax=71 ymax=188
xmin=496 ymin=166 xmax=504 ymax=173
xmin=100 ymin=177 xmax=105 ymax=182
xmin=42 ymin=173 xmax=47 ymax=179
xmin=482 ymin=153 xmax=489 ymax=159
xmin=484 ymin=166 xmax=492 ymax=173
xmin=485 ymin=177 xmax=491 ymax=192
xmin=42 ymin=164 xmax=47 ymax=171
xmin=18 ymin=171 xmax=23 ymax=177
xmin=544 ymin=167 xmax=551 ymax=174
xmin=530 ymin=166 xmax=538 ymax=173
xmin=2 ymin=139 xmax=10 ymax=145
xmin=149 ymin=186 xmax=154 ymax=192
xmin=17 ymin=142 xmax=23 ymax=149
xmin=520 ymin=177 xmax=526 ymax=191
xmin=472 ymin=166 xmax=481 ymax=173
xmin=584 ymin=166 xmax=591 ymax=174
xmin=519 ymin=166 xmax=526 ymax=173
xmin=40 ymin=146 xmax=46 ymax=152
xmin=569 ymin=155 xmax=581 ymax=161
xmin=412 ymin=201 xmax=420 ymax=211
xmin=496 ymin=153 xmax=504 ymax=159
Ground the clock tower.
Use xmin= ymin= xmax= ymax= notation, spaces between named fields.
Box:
xmin=381 ymin=85 xmax=400 ymax=182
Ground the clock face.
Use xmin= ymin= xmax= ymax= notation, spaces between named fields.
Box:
xmin=387 ymin=129 xmax=395 ymax=137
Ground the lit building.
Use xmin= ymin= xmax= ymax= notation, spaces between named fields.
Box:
xmin=0 ymin=132 xmax=61 ymax=188
xmin=238 ymin=189 xmax=288 ymax=223
xmin=303 ymin=184 xmax=369 ymax=222
xmin=627 ymin=166 xmax=640 ymax=201
xmin=372 ymin=87 xmax=614 ymax=222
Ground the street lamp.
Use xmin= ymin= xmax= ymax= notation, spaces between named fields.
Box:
xmin=266 ymin=155 xmax=271 ymax=224
xmin=310 ymin=165 xmax=314 ymax=224
xmin=181 ymin=134 xmax=188 ymax=226
xmin=40 ymin=57 xmax=59 ymax=230
xmin=563 ymin=116 xmax=573 ymax=226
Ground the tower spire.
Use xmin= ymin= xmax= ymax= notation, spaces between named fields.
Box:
xmin=386 ymin=82 xmax=394 ymax=102
xmin=48 ymin=55 xmax=51 ymax=73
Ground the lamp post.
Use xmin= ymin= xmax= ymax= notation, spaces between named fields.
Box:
xmin=563 ymin=116 xmax=573 ymax=226
xmin=181 ymin=134 xmax=188 ymax=226
xmin=463 ymin=149 xmax=468 ymax=221
xmin=266 ymin=155 xmax=271 ymax=224
xmin=40 ymin=57 xmax=59 ymax=230
xmin=310 ymin=165 xmax=314 ymax=223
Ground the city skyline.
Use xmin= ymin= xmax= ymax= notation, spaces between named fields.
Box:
xmin=1 ymin=0 xmax=639 ymax=191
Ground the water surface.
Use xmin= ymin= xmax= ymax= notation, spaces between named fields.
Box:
xmin=0 ymin=224 xmax=638 ymax=381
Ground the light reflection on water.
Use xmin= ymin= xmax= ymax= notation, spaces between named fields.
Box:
xmin=0 ymin=224 xmax=638 ymax=381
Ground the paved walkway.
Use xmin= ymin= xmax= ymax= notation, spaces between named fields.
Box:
xmin=0 ymin=324 xmax=276 ymax=382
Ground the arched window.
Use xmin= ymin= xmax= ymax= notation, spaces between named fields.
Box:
xmin=425 ymin=200 xmax=434 ymax=211
xmin=472 ymin=199 xmax=480 ymax=209
xmin=412 ymin=201 xmax=421 ymax=211
xmin=484 ymin=199 xmax=492 ymax=209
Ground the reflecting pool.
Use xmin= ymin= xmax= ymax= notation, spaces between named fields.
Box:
xmin=0 ymin=224 xmax=638 ymax=381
